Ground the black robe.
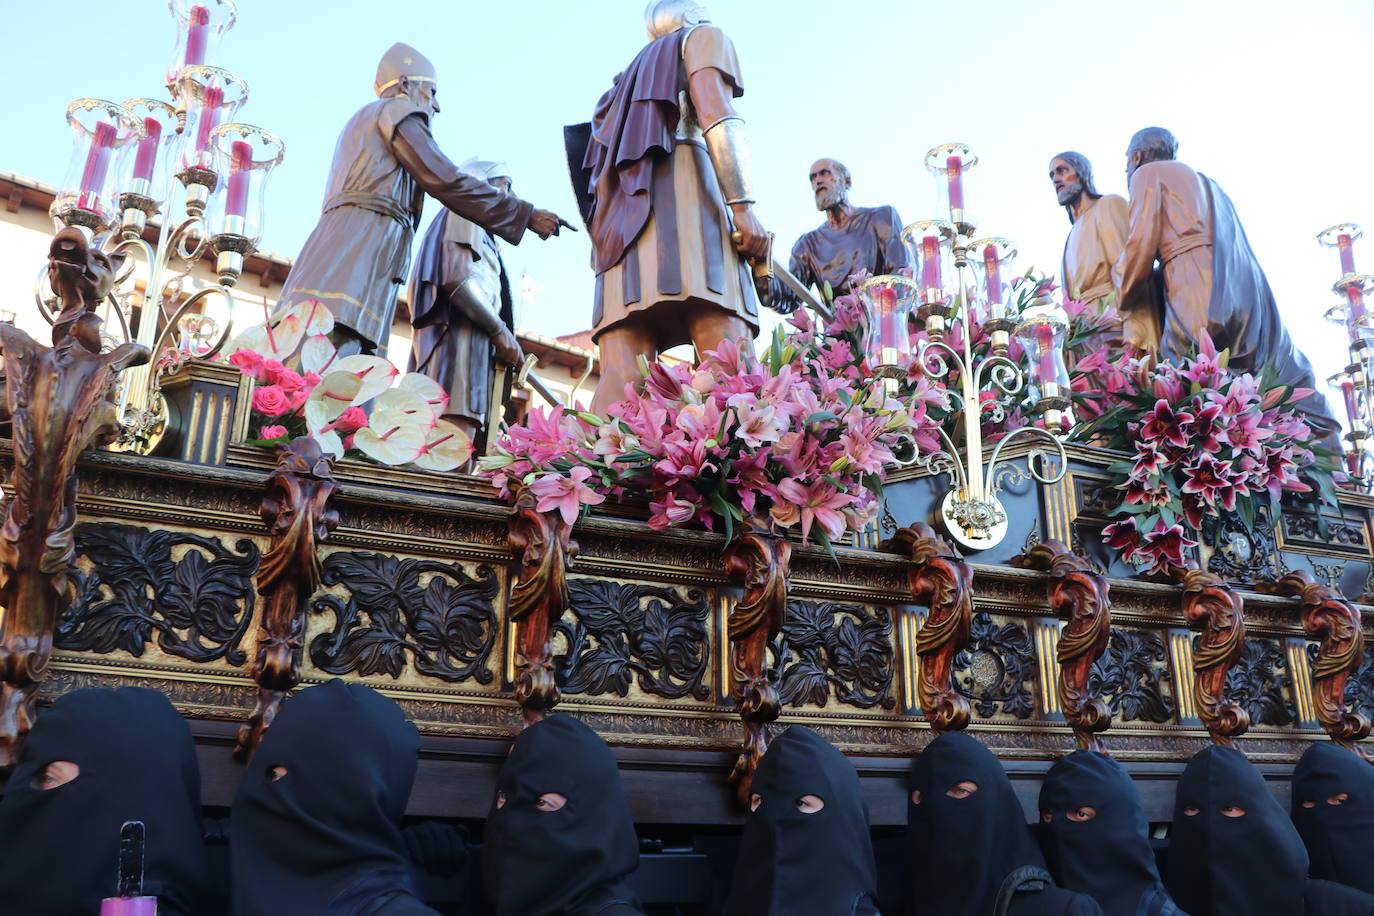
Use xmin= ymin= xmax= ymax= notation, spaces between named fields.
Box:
xmin=1292 ymin=742 xmax=1374 ymax=895
xmin=482 ymin=715 xmax=643 ymax=916
xmin=0 ymin=687 xmax=212 ymax=915
xmin=1039 ymin=750 xmax=1184 ymax=916
xmin=1166 ymin=744 xmax=1374 ymax=915
xmin=229 ymin=679 xmax=435 ymax=916
xmin=723 ymin=725 xmax=880 ymax=915
xmin=908 ymin=732 xmax=1103 ymax=916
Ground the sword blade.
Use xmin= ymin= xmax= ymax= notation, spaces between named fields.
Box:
xmin=771 ymin=260 xmax=833 ymax=322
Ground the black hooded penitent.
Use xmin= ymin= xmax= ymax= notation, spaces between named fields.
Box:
xmin=230 ymin=679 xmax=424 ymax=916
xmin=0 ymin=687 xmax=212 ymax=916
xmin=1292 ymin=742 xmax=1374 ymax=895
xmin=723 ymin=725 xmax=880 ymax=916
xmin=908 ymin=731 xmax=1102 ymax=916
xmin=1039 ymin=750 xmax=1182 ymax=916
xmin=482 ymin=714 xmax=642 ymax=916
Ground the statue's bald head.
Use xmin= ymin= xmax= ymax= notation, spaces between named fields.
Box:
xmin=1126 ymin=127 xmax=1178 ymax=181
xmin=810 ymin=158 xmax=851 ymax=211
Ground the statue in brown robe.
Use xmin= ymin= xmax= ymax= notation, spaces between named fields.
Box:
xmin=1050 ymin=152 xmax=1130 ymax=334
xmin=779 ymin=158 xmax=909 ymax=302
xmin=575 ymin=1 xmax=773 ymax=414
xmin=277 ymin=43 xmax=569 ymax=356
xmin=408 ymin=159 xmax=520 ymax=454
xmin=1114 ymin=127 xmax=1339 ymax=444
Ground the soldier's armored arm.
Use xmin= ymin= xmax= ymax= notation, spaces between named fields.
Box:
xmin=393 ymin=116 xmax=535 ymax=245
xmin=443 ymin=271 xmax=504 ymax=339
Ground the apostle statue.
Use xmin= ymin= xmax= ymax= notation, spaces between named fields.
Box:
xmin=408 ymin=159 xmax=521 ymax=457
xmin=780 ymin=158 xmax=910 ymax=302
xmin=572 ymin=0 xmax=773 ymax=415
xmin=1113 ymin=127 xmax=1339 ymax=442
xmin=277 ymin=43 xmax=571 ymax=357
xmin=1049 ymin=151 xmax=1130 ymax=341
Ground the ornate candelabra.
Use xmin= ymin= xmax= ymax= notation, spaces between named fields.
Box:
xmin=37 ymin=0 xmax=283 ymax=452
xmin=1321 ymin=224 xmax=1374 ymax=481
xmin=859 ymin=143 xmax=1068 ymax=551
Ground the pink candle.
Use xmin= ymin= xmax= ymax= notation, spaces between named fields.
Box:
xmin=131 ymin=117 xmax=163 ymax=184
xmin=921 ymin=235 xmax=941 ymax=299
xmin=983 ymin=244 xmax=1002 ymax=305
xmin=946 ymin=155 xmax=965 ymax=213
xmin=185 ymin=4 xmax=210 ymax=67
xmin=194 ymin=85 xmax=223 ymax=159
xmin=226 ymin=140 xmax=252 ymax=218
xmin=78 ymin=121 xmax=117 ymax=212
xmin=1341 ymin=380 xmax=1359 ymax=424
xmin=1339 ymin=234 xmax=1356 ymax=276
xmin=876 ymin=285 xmax=900 ymax=349
xmin=1348 ymin=286 xmax=1367 ymax=339
xmin=1036 ymin=324 xmax=1058 ymax=386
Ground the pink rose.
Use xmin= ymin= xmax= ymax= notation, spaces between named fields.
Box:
xmin=334 ymin=406 xmax=368 ymax=434
xmin=261 ymin=360 xmax=288 ymax=384
xmin=258 ymin=424 xmax=288 ymax=440
xmin=274 ymin=368 xmax=306 ymax=393
xmin=229 ymin=349 xmax=267 ymax=381
xmin=252 ymin=384 xmax=293 ymax=418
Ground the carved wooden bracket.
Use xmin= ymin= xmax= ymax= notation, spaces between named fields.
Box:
xmin=723 ymin=526 xmax=791 ymax=808
xmin=0 ymin=228 xmax=149 ymax=767
xmin=1265 ymin=570 xmax=1370 ymax=754
xmin=507 ymin=485 xmax=577 ymax=726
xmin=235 ymin=437 xmax=339 ymax=760
xmin=1179 ymin=569 xmax=1250 ymax=747
xmin=1012 ymin=540 xmax=1112 ymax=751
xmin=891 ymin=523 xmax=972 ymax=734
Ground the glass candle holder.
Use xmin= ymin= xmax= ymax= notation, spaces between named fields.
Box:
xmin=1015 ymin=302 xmax=1071 ymax=432
xmin=901 ymin=220 xmax=955 ymax=339
xmin=52 ymin=99 xmax=144 ymax=232
xmin=116 ymin=98 xmax=180 ymax=233
xmin=1319 ymin=223 xmax=1362 ymax=278
xmin=206 ymin=122 xmax=284 ymax=284
xmin=165 ymin=0 xmax=238 ymax=89
xmin=175 ymin=66 xmax=249 ymax=207
xmin=856 ymin=274 xmax=921 ymax=378
xmin=924 ymin=142 xmax=977 ymax=235
xmin=967 ymin=237 xmax=1017 ymax=348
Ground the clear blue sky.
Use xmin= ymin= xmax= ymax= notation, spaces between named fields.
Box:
xmin=4 ymin=0 xmax=1373 ymax=404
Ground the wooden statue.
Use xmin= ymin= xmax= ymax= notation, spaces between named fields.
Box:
xmin=0 ymin=227 xmax=149 ymax=765
xmin=891 ymin=523 xmax=973 ymax=734
xmin=1179 ymin=569 xmax=1250 ymax=747
xmin=507 ymin=484 xmax=577 ymax=725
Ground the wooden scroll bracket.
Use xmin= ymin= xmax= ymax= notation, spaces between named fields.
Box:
xmin=1179 ymin=569 xmax=1250 ymax=748
xmin=507 ymin=485 xmax=577 ymax=726
xmin=723 ymin=525 xmax=791 ymax=808
xmin=0 ymin=228 xmax=149 ymax=768
xmin=236 ymin=437 xmax=339 ymax=760
xmin=1012 ymin=540 xmax=1112 ymax=752
xmin=890 ymin=523 xmax=972 ymax=735
xmin=1261 ymin=570 xmax=1370 ymax=756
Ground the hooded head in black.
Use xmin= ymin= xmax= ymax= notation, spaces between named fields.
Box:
xmin=724 ymin=725 xmax=880 ymax=915
xmin=909 ymin=731 xmax=1103 ymax=916
xmin=0 ymin=687 xmax=212 ymax=915
xmin=1292 ymin=742 xmax=1374 ymax=894
xmin=230 ymin=679 xmax=426 ymax=916
xmin=1039 ymin=750 xmax=1181 ymax=916
xmin=483 ymin=714 xmax=642 ymax=916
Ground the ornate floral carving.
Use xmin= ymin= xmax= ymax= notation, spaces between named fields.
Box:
xmin=724 ymin=526 xmax=791 ymax=807
xmin=237 ymin=438 xmax=339 ymax=761
xmin=1088 ymin=630 xmax=1176 ymax=724
xmin=59 ymin=523 xmax=258 ymax=664
xmin=309 ymin=552 xmax=498 ymax=683
xmin=1225 ymin=638 xmax=1296 ymax=728
xmin=1012 ymin=540 xmax=1112 ymax=751
xmin=553 ymin=579 xmax=710 ymax=701
xmin=1201 ymin=505 xmax=1279 ymax=586
xmin=0 ymin=228 xmax=149 ymax=764
xmin=506 ymin=486 xmax=577 ymax=723
xmin=1344 ymin=650 xmax=1374 ymax=725
xmin=1180 ymin=569 xmax=1250 ymax=745
xmin=768 ymin=600 xmax=896 ymax=711
xmin=952 ymin=613 xmax=1036 ymax=720
xmin=890 ymin=524 xmax=972 ymax=732
xmin=1285 ymin=512 xmax=1368 ymax=550
xmin=1267 ymin=570 xmax=1369 ymax=752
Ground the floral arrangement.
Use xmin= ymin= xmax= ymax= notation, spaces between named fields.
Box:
xmin=223 ymin=300 xmax=473 ymax=471
xmin=1071 ymin=333 xmax=1340 ymax=575
xmin=480 ymin=307 xmax=948 ymax=550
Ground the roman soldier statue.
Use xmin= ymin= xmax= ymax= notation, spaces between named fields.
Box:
xmin=408 ymin=159 xmax=520 ymax=457
xmin=571 ymin=0 xmax=775 ymax=414
xmin=1114 ymin=127 xmax=1339 ymax=444
xmin=277 ymin=42 xmax=570 ymax=356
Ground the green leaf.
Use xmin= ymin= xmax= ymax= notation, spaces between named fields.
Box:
xmin=814 ymin=527 xmax=841 ymax=567
xmin=804 ymin=411 xmax=839 ymax=425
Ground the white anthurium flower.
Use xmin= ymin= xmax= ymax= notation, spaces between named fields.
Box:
xmin=412 ymin=419 xmax=474 ymax=472
xmin=331 ymin=355 xmax=399 ymax=405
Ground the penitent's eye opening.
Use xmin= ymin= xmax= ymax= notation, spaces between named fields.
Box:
xmin=946 ymin=780 xmax=978 ymax=800
xmin=795 ymin=794 xmax=824 ymax=814
xmin=33 ymin=760 xmax=79 ymax=790
xmin=750 ymin=793 xmax=762 ymax=813
xmin=1302 ymin=799 xmax=1317 ymax=808
xmin=910 ymin=789 xmax=922 ymax=806
xmin=1329 ymin=793 xmax=1350 ymax=806
xmin=535 ymin=792 xmax=567 ymax=812
xmin=1067 ymin=806 xmax=1097 ymax=822
xmin=1183 ymin=806 xmax=1200 ymax=817
xmin=1220 ymin=805 xmax=1246 ymax=818
xmin=495 ymin=790 xmax=506 ymax=809
xmin=268 ymin=766 xmax=288 ymax=782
